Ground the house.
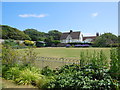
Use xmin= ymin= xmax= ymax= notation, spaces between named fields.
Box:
xmin=60 ymin=30 xmax=99 ymax=43
xmin=60 ymin=30 xmax=83 ymax=43
xmin=83 ymin=33 xmax=99 ymax=43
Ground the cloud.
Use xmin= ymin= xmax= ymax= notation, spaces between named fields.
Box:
xmin=91 ymin=12 xmax=98 ymax=17
xmin=18 ymin=14 xmax=47 ymax=18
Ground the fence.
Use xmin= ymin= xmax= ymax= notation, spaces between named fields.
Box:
xmin=35 ymin=57 xmax=80 ymax=69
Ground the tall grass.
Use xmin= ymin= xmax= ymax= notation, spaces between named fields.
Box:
xmin=110 ymin=48 xmax=120 ymax=79
xmin=20 ymin=47 xmax=37 ymax=66
xmin=2 ymin=46 xmax=19 ymax=65
xmin=2 ymin=46 xmax=37 ymax=66
xmin=79 ymin=50 xmax=108 ymax=68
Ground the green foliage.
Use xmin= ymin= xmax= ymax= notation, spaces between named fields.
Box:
xmin=20 ymin=47 xmax=37 ymax=66
xmin=1 ymin=25 xmax=31 ymax=40
xmin=2 ymin=39 xmax=28 ymax=49
xmin=44 ymin=36 xmax=54 ymax=46
xmin=2 ymin=45 xmax=37 ymax=66
xmin=24 ymin=29 xmax=46 ymax=41
xmin=24 ymin=40 xmax=35 ymax=46
xmin=3 ymin=39 xmax=18 ymax=47
xmin=2 ymin=46 xmax=19 ymax=65
xmin=79 ymin=50 xmax=108 ymax=68
xmin=2 ymin=45 xmax=47 ymax=87
xmin=15 ymin=68 xmax=44 ymax=85
xmin=94 ymin=33 xmax=118 ymax=47
xmin=2 ymin=64 xmax=46 ymax=87
xmin=110 ymin=48 xmax=120 ymax=80
xmin=44 ymin=30 xmax=61 ymax=46
xmin=41 ymin=66 xmax=55 ymax=76
xmin=2 ymin=66 xmax=20 ymax=80
xmin=45 ymin=64 xmax=117 ymax=89
xmin=36 ymin=41 xmax=45 ymax=47
xmin=40 ymin=49 xmax=120 ymax=89
xmin=1 ymin=25 xmax=62 ymax=47
xmin=48 ymin=30 xmax=62 ymax=40
xmin=52 ymin=40 xmax=60 ymax=46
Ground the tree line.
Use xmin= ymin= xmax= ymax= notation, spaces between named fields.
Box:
xmin=1 ymin=25 xmax=119 ymax=47
xmin=1 ymin=25 xmax=62 ymax=46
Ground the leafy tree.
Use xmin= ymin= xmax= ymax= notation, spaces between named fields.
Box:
xmin=44 ymin=36 xmax=54 ymax=46
xmin=48 ymin=30 xmax=62 ymax=40
xmin=1 ymin=25 xmax=31 ymax=40
xmin=24 ymin=29 xmax=46 ymax=41
xmin=94 ymin=33 xmax=118 ymax=47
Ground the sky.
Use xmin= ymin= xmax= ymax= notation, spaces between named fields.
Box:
xmin=2 ymin=2 xmax=118 ymax=36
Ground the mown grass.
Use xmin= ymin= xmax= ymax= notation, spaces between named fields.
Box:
xmin=17 ymin=47 xmax=111 ymax=69
xmin=18 ymin=47 xmax=111 ymax=59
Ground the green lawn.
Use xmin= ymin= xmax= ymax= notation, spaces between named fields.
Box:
xmin=22 ymin=47 xmax=111 ymax=59
xmin=18 ymin=47 xmax=111 ymax=69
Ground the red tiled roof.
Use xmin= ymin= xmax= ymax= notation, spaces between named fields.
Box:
xmin=83 ymin=36 xmax=97 ymax=41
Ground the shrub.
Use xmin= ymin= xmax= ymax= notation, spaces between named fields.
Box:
xmin=2 ymin=64 xmax=47 ymax=87
xmin=3 ymin=39 xmax=18 ymax=48
xmin=20 ymin=48 xmax=37 ymax=66
xmin=110 ymin=48 xmax=120 ymax=80
xmin=15 ymin=68 xmax=44 ymax=85
xmin=45 ymin=64 xmax=117 ymax=89
xmin=24 ymin=40 xmax=35 ymax=46
xmin=2 ymin=46 xmax=20 ymax=65
xmin=3 ymin=66 xmax=20 ymax=80
xmin=79 ymin=50 xmax=108 ymax=68
xmin=41 ymin=66 xmax=55 ymax=76
xmin=36 ymin=41 xmax=45 ymax=47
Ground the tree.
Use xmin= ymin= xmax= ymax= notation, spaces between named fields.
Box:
xmin=44 ymin=36 xmax=54 ymax=46
xmin=1 ymin=25 xmax=31 ymax=40
xmin=24 ymin=29 xmax=46 ymax=41
xmin=48 ymin=30 xmax=62 ymax=40
xmin=94 ymin=33 xmax=118 ymax=47
xmin=52 ymin=40 xmax=61 ymax=47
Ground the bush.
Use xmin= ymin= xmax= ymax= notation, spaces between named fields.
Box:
xmin=3 ymin=66 xmax=20 ymax=80
xmin=110 ymin=48 xmax=120 ymax=80
xmin=15 ymin=68 xmax=44 ymax=85
xmin=36 ymin=41 xmax=45 ymax=47
xmin=79 ymin=50 xmax=108 ymax=68
xmin=2 ymin=64 xmax=47 ymax=87
xmin=20 ymin=48 xmax=37 ymax=66
xmin=2 ymin=46 xmax=20 ymax=65
xmin=3 ymin=39 xmax=18 ymax=48
xmin=45 ymin=64 xmax=118 ymax=89
xmin=93 ymin=33 xmax=118 ymax=47
xmin=24 ymin=40 xmax=35 ymax=46
xmin=41 ymin=66 xmax=55 ymax=76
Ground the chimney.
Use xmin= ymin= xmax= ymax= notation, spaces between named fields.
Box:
xmin=70 ymin=30 xmax=73 ymax=33
xmin=96 ymin=32 xmax=99 ymax=36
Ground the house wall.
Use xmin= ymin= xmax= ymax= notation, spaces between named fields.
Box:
xmin=60 ymin=39 xmax=67 ymax=43
xmin=84 ymin=38 xmax=93 ymax=42
xmin=71 ymin=39 xmax=80 ymax=42
xmin=60 ymin=33 xmax=83 ymax=43
xmin=79 ymin=33 xmax=83 ymax=42
xmin=61 ymin=39 xmax=82 ymax=43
